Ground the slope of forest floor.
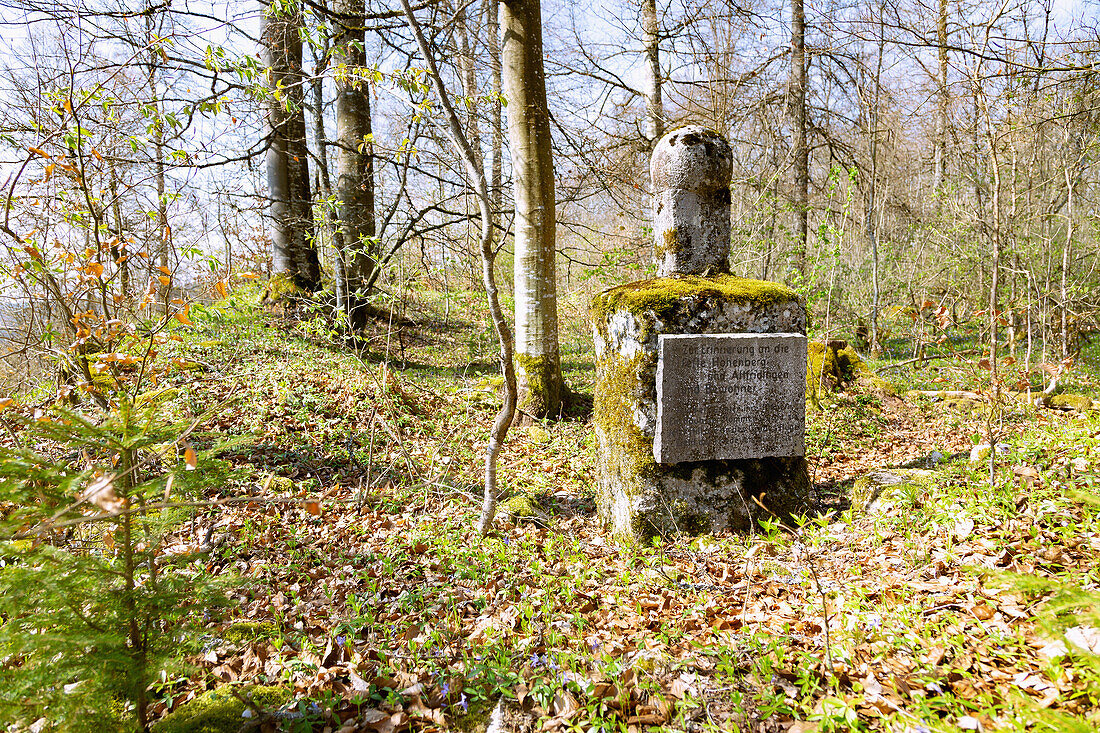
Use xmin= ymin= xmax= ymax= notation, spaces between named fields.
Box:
xmin=8 ymin=288 xmax=1100 ymax=733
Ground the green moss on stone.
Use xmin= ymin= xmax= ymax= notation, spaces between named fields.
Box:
xmin=590 ymin=274 xmax=798 ymax=332
xmin=1051 ymin=393 xmax=1094 ymax=412
xmin=152 ymin=686 xmax=289 ymax=733
xmin=449 ymin=699 xmax=498 ymax=732
xmin=850 ymin=469 xmax=934 ymax=514
xmin=499 ymin=494 xmax=543 ymax=522
xmin=593 ymin=351 xmax=656 ymax=540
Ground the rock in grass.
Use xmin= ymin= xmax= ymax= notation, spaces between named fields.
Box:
xmin=152 ymin=685 xmax=289 ymax=733
xmin=850 ymin=469 xmax=935 ymax=515
xmin=499 ymin=494 xmax=547 ymax=524
xmin=968 ymin=443 xmax=1010 ymax=467
xmin=1049 ymin=393 xmax=1095 ymax=412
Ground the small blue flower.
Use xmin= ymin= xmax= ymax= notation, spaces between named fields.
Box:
xmin=441 ymin=682 xmax=450 ymax=697
xmin=336 ymin=635 xmax=346 ymax=646
xmin=460 ymin=693 xmax=468 ymax=712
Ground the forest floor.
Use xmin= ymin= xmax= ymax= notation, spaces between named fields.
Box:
xmin=17 ymin=287 xmax=1100 ymax=732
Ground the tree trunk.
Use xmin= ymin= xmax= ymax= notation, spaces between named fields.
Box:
xmin=145 ymin=5 xmax=171 ymax=278
xmin=867 ymin=0 xmax=884 ymax=355
xmin=1062 ymin=163 xmax=1073 ymax=358
xmin=487 ymin=0 xmax=503 ymax=234
xmin=399 ymin=0 xmax=517 ymax=537
xmin=641 ymin=0 xmax=663 ymax=149
xmin=336 ymin=0 xmax=377 ymax=328
xmin=309 ymin=34 xmax=339 ymax=287
xmin=503 ymin=0 xmax=565 ymax=419
xmin=264 ymin=0 xmax=321 ymax=291
xmin=789 ymin=0 xmax=808 ymax=281
xmin=933 ymin=0 xmax=948 ymax=202
xmin=109 ymin=167 xmax=130 ymax=298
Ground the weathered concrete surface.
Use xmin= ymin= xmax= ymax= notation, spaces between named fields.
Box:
xmin=592 ymin=277 xmax=810 ymax=541
xmin=592 ymin=127 xmax=809 ymax=543
xmin=651 ymin=127 xmax=733 ymax=277
xmin=655 ymin=333 xmax=806 ymax=463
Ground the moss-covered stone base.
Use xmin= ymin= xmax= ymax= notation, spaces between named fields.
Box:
xmin=591 ymin=274 xmax=808 ymax=542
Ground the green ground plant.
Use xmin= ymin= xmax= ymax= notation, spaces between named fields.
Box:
xmin=0 ymin=398 xmax=239 ymax=730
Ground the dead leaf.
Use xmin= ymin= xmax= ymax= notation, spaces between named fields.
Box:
xmin=81 ymin=474 xmax=125 ymax=513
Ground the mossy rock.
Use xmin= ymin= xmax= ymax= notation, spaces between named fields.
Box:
xmin=267 ymin=475 xmax=294 ymax=493
xmin=591 ymin=274 xmax=798 ymax=337
xmin=499 ymin=494 xmax=547 ymax=523
xmin=524 ymin=425 xmax=552 ymax=444
xmin=222 ymin=621 xmax=279 ymax=644
xmin=944 ymin=396 xmax=985 ymax=412
xmin=1050 ymin=393 xmax=1095 ymax=412
xmin=850 ymin=469 xmax=935 ymax=515
xmin=152 ymin=685 xmax=289 ymax=733
xmin=807 ymin=342 xmax=870 ymax=396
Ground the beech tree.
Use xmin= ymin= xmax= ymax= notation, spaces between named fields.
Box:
xmin=503 ymin=0 xmax=566 ymax=419
xmin=264 ymin=0 xmax=321 ymax=291
xmin=334 ymin=0 xmax=378 ymax=328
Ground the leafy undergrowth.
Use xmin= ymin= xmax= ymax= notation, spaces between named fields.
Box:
xmin=8 ymin=291 xmax=1100 ymax=732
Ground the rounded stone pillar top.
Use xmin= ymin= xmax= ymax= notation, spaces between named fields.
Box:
xmin=651 ymin=126 xmax=733 ymax=192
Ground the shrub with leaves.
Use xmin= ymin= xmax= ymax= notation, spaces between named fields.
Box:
xmin=0 ymin=397 xmax=236 ymax=731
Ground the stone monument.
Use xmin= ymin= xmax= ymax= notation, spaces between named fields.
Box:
xmin=591 ymin=126 xmax=810 ymax=541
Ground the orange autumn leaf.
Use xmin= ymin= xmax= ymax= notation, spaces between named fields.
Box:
xmin=28 ymin=146 xmax=49 ymax=158
xmin=174 ymin=308 xmax=193 ymax=326
xmin=183 ymin=444 xmax=197 ymax=470
xmin=304 ymin=500 xmax=321 ymax=516
xmin=214 ymin=281 xmax=228 ymax=299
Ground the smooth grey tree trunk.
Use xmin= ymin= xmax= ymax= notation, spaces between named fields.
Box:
xmin=789 ymin=0 xmax=808 ymax=281
xmin=503 ymin=0 xmax=565 ymax=419
xmin=486 ymin=0 xmax=503 ymax=228
xmin=264 ymin=0 xmax=321 ymax=291
xmin=335 ymin=0 xmax=377 ymax=328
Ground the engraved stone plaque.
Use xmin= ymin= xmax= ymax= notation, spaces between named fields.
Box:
xmin=654 ymin=333 xmax=806 ymax=463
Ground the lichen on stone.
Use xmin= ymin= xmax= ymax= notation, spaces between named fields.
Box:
xmin=850 ymin=469 xmax=935 ymax=515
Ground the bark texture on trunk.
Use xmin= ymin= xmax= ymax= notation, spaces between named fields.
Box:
xmin=502 ymin=0 xmax=565 ymax=418
xmin=641 ymin=0 xmax=663 ymax=149
xmin=789 ymin=0 xmax=808 ymax=281
xmin=264 ymin=0 xmax=321 ymax=291
xmin=934 ymin=0 xmax=948 ymax=199
xmin=336 ymin=0 xmax=377 ymax=328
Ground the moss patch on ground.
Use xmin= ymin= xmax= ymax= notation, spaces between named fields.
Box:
xmin=222 ymin=621 xmax=279 ymax=644
xmin=151 ymin=685 xmax=289 ymax=733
